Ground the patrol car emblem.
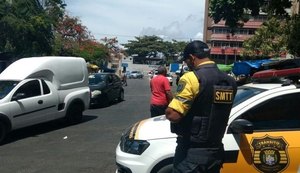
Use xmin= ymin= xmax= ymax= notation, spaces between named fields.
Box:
xmin=250 ymin=135 xmax=289 ymax=173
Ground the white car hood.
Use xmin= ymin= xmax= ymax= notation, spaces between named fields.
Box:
xmin=129 ymin=115 xmax=177 ymax=140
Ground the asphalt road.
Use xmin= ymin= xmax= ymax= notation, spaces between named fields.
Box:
xmin=0 ymin=77 xmax=165 ymax=173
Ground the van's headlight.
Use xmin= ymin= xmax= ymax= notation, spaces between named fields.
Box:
xmin=91 ymin=90 xmax=101 ymax=98
xmin=120 ymin=136 xmax=150 ymax=155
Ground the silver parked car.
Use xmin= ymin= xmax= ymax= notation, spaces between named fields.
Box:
xmin=129 ymin=71 xmax=143 ymax=79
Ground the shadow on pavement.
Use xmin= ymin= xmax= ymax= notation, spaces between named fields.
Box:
xmin=2 ymin=115 xmax=97 ymax=145
xmin=89 ymin=99 xmax=125 ymax=109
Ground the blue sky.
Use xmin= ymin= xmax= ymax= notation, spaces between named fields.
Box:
xmin=64 ymin=0 xmax=205 ymax=44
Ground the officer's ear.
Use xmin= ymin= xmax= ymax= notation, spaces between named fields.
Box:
xmin=189 ymin=54 xmax=197 ymax=63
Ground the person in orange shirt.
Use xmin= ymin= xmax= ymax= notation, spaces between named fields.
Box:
xmin=150 ymin=66 xmax=173 ymax=117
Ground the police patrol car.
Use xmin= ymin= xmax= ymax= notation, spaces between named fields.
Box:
xmin=116 ymin=68 xmax=300 ymax=173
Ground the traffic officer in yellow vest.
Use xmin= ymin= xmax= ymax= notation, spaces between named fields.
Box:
xmin=166 ymin=40 xmax=237 ymax=173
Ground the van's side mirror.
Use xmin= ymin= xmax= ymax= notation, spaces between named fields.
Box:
xmin=228 ymin=119 xmax=253 ymax=134
xmin=12 ymin=93 xmax=26 ymax=101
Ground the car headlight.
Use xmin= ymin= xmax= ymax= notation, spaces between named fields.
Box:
xmin=91 ymin=90 xmax=101 ymax=98
xmin=120 ymin=136 xmax=150 ymax=155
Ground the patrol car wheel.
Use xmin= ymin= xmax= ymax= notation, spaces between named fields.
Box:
xmin=156 ymin=164 xmax=172 ymax=173
xmin=0 ymin=121 xmax=7 ymax=144
xmin=151 ymin=159 xmax=173 ymax=173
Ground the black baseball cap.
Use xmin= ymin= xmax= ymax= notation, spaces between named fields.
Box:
xmin=182 ymin=40 xmax=210 ymax=61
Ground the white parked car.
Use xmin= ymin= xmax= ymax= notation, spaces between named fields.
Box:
xmin=151 ymin=72 xmax=173 ymax=86
xmin=116 ymin=79 xmax=300 ymax=173
xmin=129 ymin=71 xmax=144 ymax=79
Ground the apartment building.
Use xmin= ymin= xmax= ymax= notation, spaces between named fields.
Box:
xmin=203 ymin=0 xmax=300 ymax=65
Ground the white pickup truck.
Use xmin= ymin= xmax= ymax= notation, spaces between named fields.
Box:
xmin=0 ymin=56 xmax=90 ymax=143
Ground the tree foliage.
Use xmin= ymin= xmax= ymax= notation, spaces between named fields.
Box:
xmin=124 ymin=35 xmax=165 ymax=58
xmin=53 ymin=14 xmax=109 ymax=63
xmin=123 ymin=35 xmax=187 ymax=63
xmin=101 ymin=37 xmax=123 ymax=57
xmin=0 ymin=0 xmax=65 ymax=57
xmin=161 ymin=40 xmax=187 ymax=63
xmin=75 ymin=40 xmax=108 ymax=63
xmin=209 ymin=0 xmax=293 ymax=29
xmin=287 ymin=15 xmax=300 ymax=56
xmin=100 ymin=37 xmax=125 ymax=65
xmin=242 ymin=18 xmax=288 ymax=58
xmin=209 ymin=0 xmax=300 ymax=57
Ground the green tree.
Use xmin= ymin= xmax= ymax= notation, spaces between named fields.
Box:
xmin=0 ymin=0 xmax=65 ymax=57
xmin=242 ymin=18 xmax=288 ymax=58
xmin=287 ymin=15 xmax=300 ymax=56
xmin=161 ymin=40 xmax=187 ymax=64
xmin=123 ymin=35 xmax=187 ymax=64
xmin=209 ymin=0 xmax=293 ymax=29
xmin=123 ymin=35 xmax=165 ymax=58
xmin=75 ymin=40 xmax=109 ymax=63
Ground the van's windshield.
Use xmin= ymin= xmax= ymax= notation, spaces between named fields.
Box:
xmin=0 ymin=80 xmax=19 ymax=99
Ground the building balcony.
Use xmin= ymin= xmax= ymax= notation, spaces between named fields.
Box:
xmin=211 ymin=47 xmax=242 ymax=55
xmin=211 ymin=20 xmax=263 ymax=29
xmin=210 ymin=34 xmax=252 ymax=41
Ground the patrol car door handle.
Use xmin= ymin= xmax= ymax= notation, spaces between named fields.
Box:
xmin=38 ymin=100 xmax=43 ymax=104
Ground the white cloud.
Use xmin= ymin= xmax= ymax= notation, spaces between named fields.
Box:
xmin=64 ymin=0 xmax=205 ymax=43
xmin=140 ymin=14 xmax=204 ymax=42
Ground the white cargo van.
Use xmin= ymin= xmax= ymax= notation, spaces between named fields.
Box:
xmin=0 ymin=56 xmax=90 ymax=143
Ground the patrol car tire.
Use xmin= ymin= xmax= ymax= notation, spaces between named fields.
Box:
xmin=156 ymin=164 xmax=172 ymax=173
xmin=151 ymin=158 xmax=173 ymax=173
xmin=0 ymin=121 xmax=7 ymax=144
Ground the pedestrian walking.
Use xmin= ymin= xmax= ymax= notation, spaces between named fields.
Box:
xmin=121 ymin=70 xmax=127 ymax=86
xmin=166 ymin=40 xmax=237 ymax=173
xmin=150 ymin=66 xmax=173 ymax=117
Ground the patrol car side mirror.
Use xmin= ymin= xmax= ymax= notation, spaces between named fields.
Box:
xmin=228 ymin=119 xmax=253 ymax=134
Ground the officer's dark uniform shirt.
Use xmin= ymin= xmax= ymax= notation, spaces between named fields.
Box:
xmin=169 ymin=61 xmax=236 ymax=146
xmin=168 ymin=61 xmax=214 ymax=115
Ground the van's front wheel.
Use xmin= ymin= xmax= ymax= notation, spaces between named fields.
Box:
xmin=65 ymin=103 xmax=83 ymax=124
xmin=0 ymin=121 xmax=7 ymax=144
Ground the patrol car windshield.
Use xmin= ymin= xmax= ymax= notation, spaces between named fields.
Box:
xmin=0 ymin=80 xmax=19 ymax=99
xmin=233 ymin=86 xmax=266 ymax=107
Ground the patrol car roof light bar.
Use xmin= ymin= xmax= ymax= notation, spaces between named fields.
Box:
xmin=252 ymin=67 xmax=300 ymax=86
